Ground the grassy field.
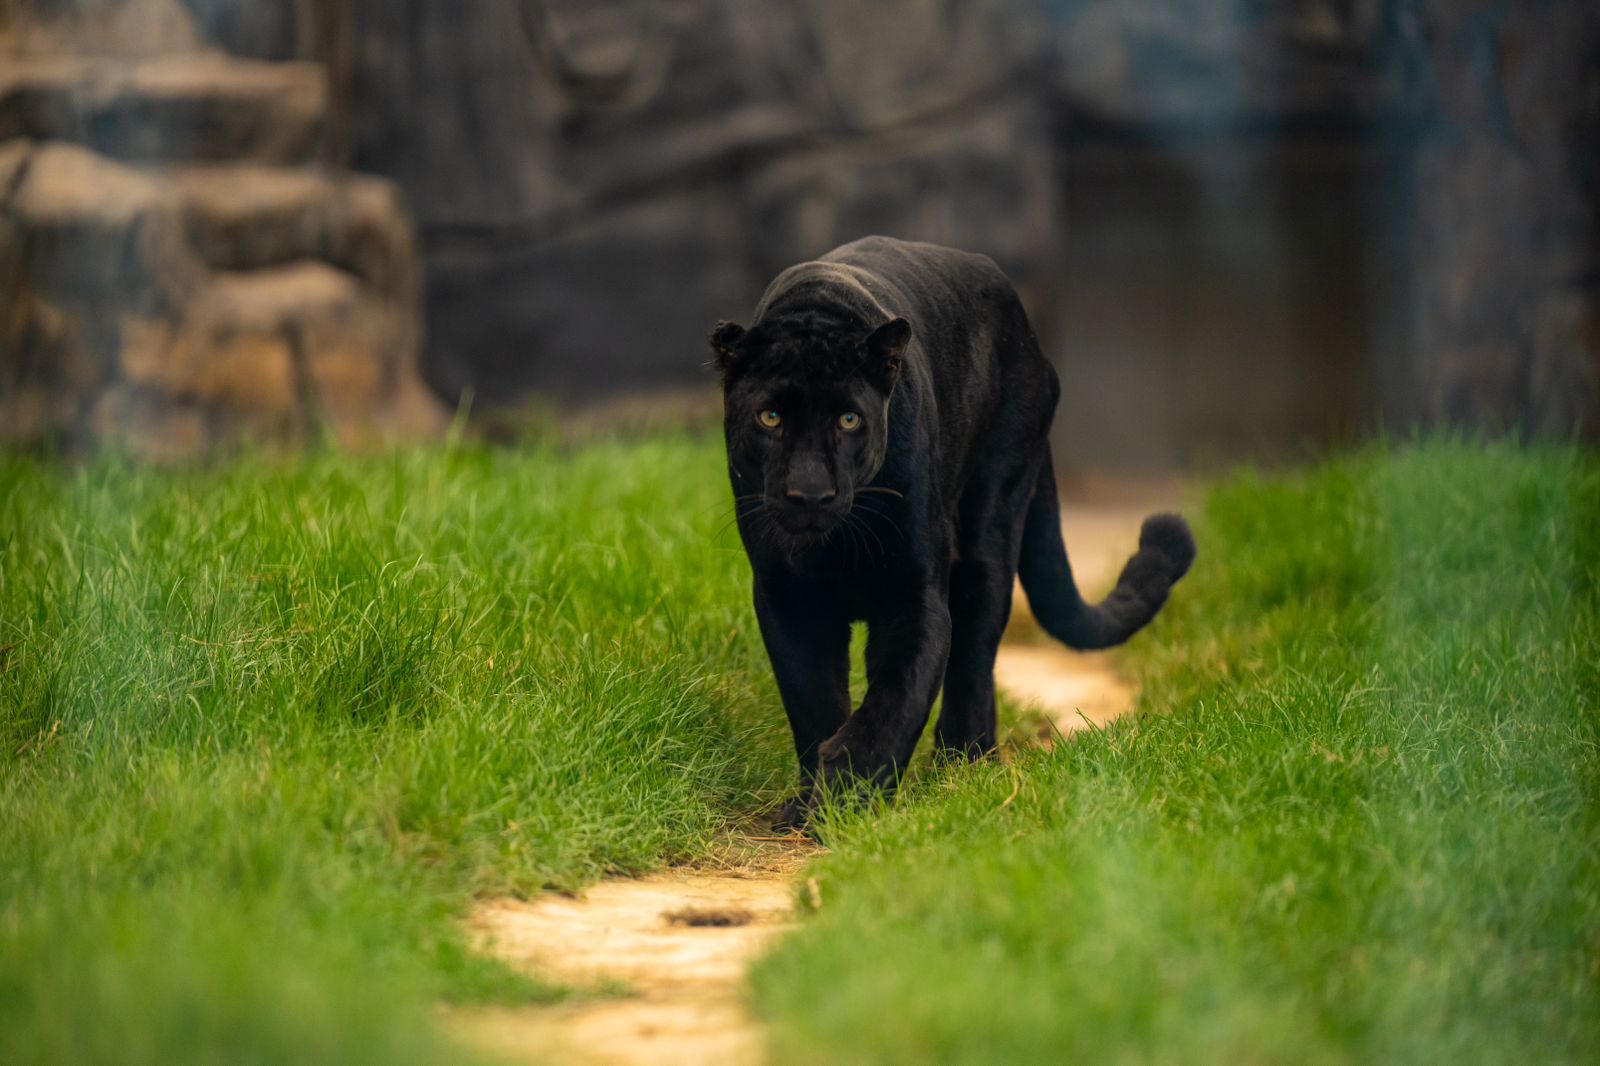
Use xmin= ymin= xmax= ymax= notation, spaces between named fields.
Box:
xmin=753 ymin=441 xmax=1600 ymax=1064
xmin=3 ymin=436 xmax=1596 ymax=1065
xmin=0 ymin=436 xmax=790 ymax=1065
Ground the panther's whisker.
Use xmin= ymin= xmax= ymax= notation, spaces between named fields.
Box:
xmin=854 ymin=513 xmax=877 ymax=561
xmin=851 ymin=500 xmax=904 ymax=542
xmin=842 ymin=509 xmax=883 ymax=557
xmin=861 ymin=513 xmax=888 ymax=555
xmin=758 ymin=511 xmax=800 ymax=564
xmin=841 ymin=511 xmax=867 ymax=555
xmin=714 ymin=501 xmax=768 ymax=540
xmin=845 ymin=517 xmax=868 ymax=563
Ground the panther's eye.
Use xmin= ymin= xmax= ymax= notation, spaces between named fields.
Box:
xmin=838 ymin=412 xmax=862 ymax=432
xmin=757 ymin=409 xmax=782 ymax=429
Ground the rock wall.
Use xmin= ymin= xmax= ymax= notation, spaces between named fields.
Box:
xmin=0 ymin=0 xmax=433 ymax=458
xmin=1038 ymin=1 xmax=1398 ymax=465
xmin=1405 ymin=0 xmax=1599 ymax=434
xmin=348 ymin=0 xmax=1060 ymax=404
xmin=350 ymin=0 xmax=1596 ymax=459
xmin=4 ymin=0 xmax=1594 ymax=461
xmin=1046 ymin=0 xmax=1597 ymax=459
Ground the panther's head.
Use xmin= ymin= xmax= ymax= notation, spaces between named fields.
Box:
xmin=709 ymin=312 xmax=911 ymax=542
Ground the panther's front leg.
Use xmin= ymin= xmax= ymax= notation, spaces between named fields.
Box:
xmin=752 ymin=579 xmax=851 ymax=827
xmin=818 ymin=581 xmax=952 ymax=789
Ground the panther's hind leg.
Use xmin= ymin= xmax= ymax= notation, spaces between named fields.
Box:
xmin=935 ymin=447 xmax=1043 ymax=759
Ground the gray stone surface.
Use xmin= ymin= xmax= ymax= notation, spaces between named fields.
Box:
xmin=1046 ymin=0 xmax=1596 ymax=450
xmin=1049 ymin=0 xmax=1405 ymax=130
xmin=349 ymin=0 xmax=1058 ymax=403
xmin=1404 ymin=0 xmax=1600 ymax=434
xmin=351 ymin=0 xmax=1594 ymax=448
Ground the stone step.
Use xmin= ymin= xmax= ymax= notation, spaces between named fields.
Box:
xmin=0 ymin=0 xmax=201 ymax=59
xmin=3 ymin=140 xmax=429 ymax=455
xmin=117 ymin=260 xmax=414 ymax=422
xmin=3 ymin=141 xmax=412 ymax=304
xmin=1 ymin=139 xmax=202 ymax=310
xmin=0 ymin=50 xmax=328 ymax=165
xmin=171 ymin=164 xmax=414 ymax=299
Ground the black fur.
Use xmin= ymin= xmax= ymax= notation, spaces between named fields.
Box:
xmin=711 ymin=237 xmax=1194 ymax=826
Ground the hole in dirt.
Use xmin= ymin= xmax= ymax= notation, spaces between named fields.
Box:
xmin=664 ymin=906 xmax=755 ymax=928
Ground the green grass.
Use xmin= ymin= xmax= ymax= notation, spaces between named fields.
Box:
xmin=5 ymin=435 xmax=1597 ymax=1065
xmin=0 ymin=435 xmax=790 ymax=1065
xmin=753 ymin=440 xmax=1600 ymax=1065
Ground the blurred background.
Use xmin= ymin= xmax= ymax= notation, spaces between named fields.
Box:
xmin=1 ymin=0 xmax=1595 ymax=471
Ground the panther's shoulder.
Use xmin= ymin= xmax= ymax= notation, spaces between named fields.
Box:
xmin=823 ymin=236 xmax=1004 ymax=280
xmin=757 ymin=238 xmax=1007 ymax=327
xmin=755 ymin=258 xmax=889 ymax=328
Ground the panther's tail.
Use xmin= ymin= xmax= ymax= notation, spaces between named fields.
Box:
xmin=1017 ymin=452 xmax=1196 ymax=651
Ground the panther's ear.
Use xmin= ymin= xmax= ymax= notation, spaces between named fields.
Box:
xmin=865 ymin=317 xmax=911 ymax=392
xmin=708 ymin=321 xmax=747 ymax=373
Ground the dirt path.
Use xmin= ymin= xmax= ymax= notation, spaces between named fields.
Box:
xmin=452 ymin=496 xmax=1172 ymax=1066
xmin=454 ymin=843 xmax=812 ymax=1066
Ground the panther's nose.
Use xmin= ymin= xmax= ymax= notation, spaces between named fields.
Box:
xmin=785 ymin=487 xmax=838 ymax=507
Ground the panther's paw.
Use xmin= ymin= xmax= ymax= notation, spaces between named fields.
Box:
xmin=770 ymin=792 xmax=815 ymax=831
xmin=817 ymin=720 xmax=893 ymax=787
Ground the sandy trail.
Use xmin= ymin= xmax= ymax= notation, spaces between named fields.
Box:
xmin=453 ymin=493 xmax=1176 ymax=1066
xmin=455 ymin=843 xmax=812 ymax=1066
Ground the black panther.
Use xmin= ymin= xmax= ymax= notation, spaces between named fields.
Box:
xmin=710 ymin=236 xmax=1195 ymax=826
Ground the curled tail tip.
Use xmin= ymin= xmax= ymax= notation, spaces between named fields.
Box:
xmin=1139 ymin=512 xmax=1196 ymax=580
